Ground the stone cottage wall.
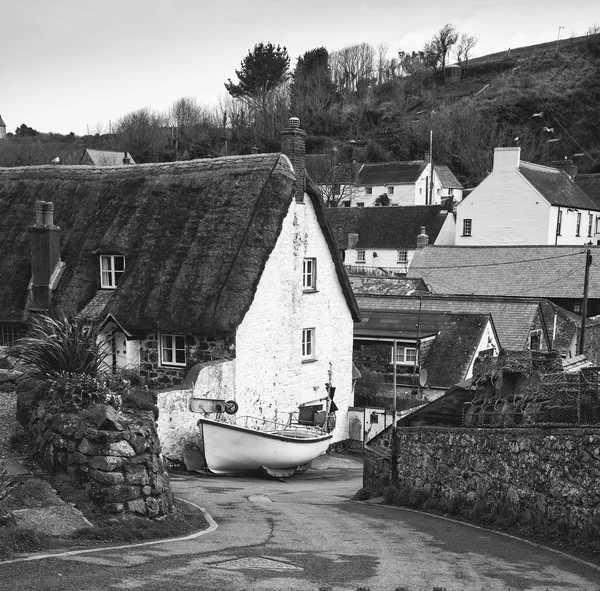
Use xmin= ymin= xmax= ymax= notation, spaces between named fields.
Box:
xmin=365 ymin=426 xmax=600 ymax=534
xmin=139 ymin=332 xmax=234 ymax=387
xmin=27 ymin=402 xmax=173 ymax=517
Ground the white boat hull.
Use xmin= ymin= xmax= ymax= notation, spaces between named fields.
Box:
xmin=197 ymin=417 xmax=333 ymax=476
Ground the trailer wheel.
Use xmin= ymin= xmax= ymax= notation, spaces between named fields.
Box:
xmin=224 ymin=400 xmax=239 ymax=415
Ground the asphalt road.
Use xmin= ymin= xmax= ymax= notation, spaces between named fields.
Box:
xmin=2 ymin=453 xmax=600 ymax=591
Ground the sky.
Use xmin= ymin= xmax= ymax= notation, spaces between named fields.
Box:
xmin=2 ymin=0 xmax=599 ymax=136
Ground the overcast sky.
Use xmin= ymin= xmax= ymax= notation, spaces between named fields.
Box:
xmin=2 ymin=0 xmax=598 ymax=136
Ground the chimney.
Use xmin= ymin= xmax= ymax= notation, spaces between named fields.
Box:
xmin=251 ymin=146 xmax=259 ymax=154
xmin=29 ymin=201 xmax=61 ymax=310
xmin=122 ymin=151 xmax=131 ymax=165
xmin=493 ymin=147 xmax=521 ymax=172
xmin=281 ymin=117 xmax=306 ymax=203
xmin=551 ymin=159 xmax=576 ymax=179
xmin=416 ymin=226 xmax=429 ymax=249
xmin=347 ymin=232 xmax=359 ymax=250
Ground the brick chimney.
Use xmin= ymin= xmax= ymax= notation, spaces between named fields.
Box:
xmin=29 ymin=201 xmax=61 ymax=310
xmin=416 ymin=226 xmax=429 ymax=249
xmin=551 ymin=159 xmax=577 ymax=179
xmin=347 ymin=232 xmax=359 ymax=250
xmin=123 ymin=151 xmax=131 ymax=165
xmin=281 ymin=117 xmax=306 ymax=203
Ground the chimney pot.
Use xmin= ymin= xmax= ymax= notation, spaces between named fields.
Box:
xmin=288 ymin=117 xmax=300 ymax=129
xmin=417 ymin=226 xmax=429 ymax=249
xmin=42 ymin=202 xmax=54 ymax=226
xmin=35 ymin=201 xmax=45 ymax=226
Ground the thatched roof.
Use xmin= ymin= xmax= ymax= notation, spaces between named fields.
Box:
xmin=0 ymin=154 xmax=358 ymax=333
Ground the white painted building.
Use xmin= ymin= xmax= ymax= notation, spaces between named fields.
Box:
xmin=456 ymin=147 xmax=600 ymax=246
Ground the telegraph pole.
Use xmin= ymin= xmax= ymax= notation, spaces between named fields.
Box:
xmin=579 ymin=248 xmax=592 ymax=355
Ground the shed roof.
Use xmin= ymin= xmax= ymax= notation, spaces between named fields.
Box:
xmin=407 ymin=245 xmax=600 ymax=299
xmin=79 ymin=149 xmax=136 ymax=166
xmin=0 ymin=154 xmax=359 ymax=332
xmin=324 ymin=205 xmax=450 ymax=249
xmin=519 ymin=162 xmax=599 ymax=210
xmin=356 ymin=294 xmax=543 ymax=351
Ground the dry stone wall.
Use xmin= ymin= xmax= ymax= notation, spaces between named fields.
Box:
xmin=365 ymin=426 xmax=600 ymax=535
xmin=26 ymin=402 xmax=173 ymax=517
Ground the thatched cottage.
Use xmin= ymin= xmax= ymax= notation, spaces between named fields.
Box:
xmin=0 ymin=118 xmax=360 ymax=451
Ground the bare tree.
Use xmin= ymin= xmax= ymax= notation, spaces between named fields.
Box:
xmin=455 ymin=34 xmax=478 ymax=77
xmin=330 ymin=43 xmax=376 ymax=93
xmin=115 ymin=107 xmax=167 ymax=163
xmin=307 ymin=149 xmax=361 ymax=207
xmin=168 ymin=97 xmax=203 ymax=160
xmin=423 ymin=23 xmax=459 ymax=74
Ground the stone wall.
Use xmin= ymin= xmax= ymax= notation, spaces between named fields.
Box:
xmin=365 ymin=426 xmax=600 ymax=535
xmin=139 ymin=332 xmax=234 ymax=387
xmin=26 ymin=402 xmax=173 ymax=517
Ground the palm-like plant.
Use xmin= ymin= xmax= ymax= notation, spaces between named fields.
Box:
xmin=9 ymin=314 xmax=116 ymax=410
xmin=10 ymin=314 xmax=106 ymax=380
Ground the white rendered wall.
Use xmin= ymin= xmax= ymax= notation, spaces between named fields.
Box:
xmin=547 ymin=207 xmax=600 ymax=245
xmin=345 ymin=247 xmax=415 ymax=272
xmin=466 ymin=321 xmax=499 ymax=379
xmin=455 ymin=172 xmax=552 ymax=245
xmin=235 ymin=195 xmax=355 ymax=444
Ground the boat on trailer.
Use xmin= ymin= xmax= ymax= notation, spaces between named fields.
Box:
xmin=188 ymin=392 xmax=335 ymax=477
xmin=196 ymin=415 xmax=333 ymax=477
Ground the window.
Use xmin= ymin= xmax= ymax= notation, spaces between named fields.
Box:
xmin=0 ymin=324 xmax=21 ymax=346
xmin=397 ymin=250 xmax=408 ymax=264
xmin=342 ymin=200 xmax=351 ymax=207
xmin=392 ymin=344 xmax=417 ymax=364
xmin=332 ymin=184 xmax=340 ymax=196
xmin=365 ymin=187 xmax=373 ymax=195
xmin=100 ymin=255 xmax=125 ymax=289
xmin=356 ymin=202 xmax=365 ymax=207
xmin=588 ymin=214 xmax=594 ymax=237
xmin=356 ymin=250 xmax=366 ymax=263
xmin=161 ymin=334 xmax=186 ymax=366
xmin=387 ymin=186 xmax=395 ymax=195
xmin=463 ymin=219 xmax=472 ymax=237
xmin=596 ymin=216 xmax=600 ymax=234
xmin=302 ymin=328 xmax=315 ymax=361
xmin=529 ymin=330 xmax=542 ymax=351
xmin=557 ymin=210 xmax=563 ymax=236
xmin=303 ymin=258 xmax=317 ymax=290
xmin=574 ymin=302 xmax=582 ymax=314
xmin=576 ymin=212 xmax=582 ymax=236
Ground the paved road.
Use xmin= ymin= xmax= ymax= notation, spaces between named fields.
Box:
xmin=2 ymin=453 xmax=600 ymax=590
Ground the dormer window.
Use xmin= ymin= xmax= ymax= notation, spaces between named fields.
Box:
xmin=100 ymin=255 xmax=125 ymax=289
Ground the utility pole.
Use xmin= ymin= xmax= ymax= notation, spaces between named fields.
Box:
xmin=391 ymin=339 xmax=398 ymax=486
xmin=579 ymin=248 xmax=592 ymax=355
xmin=556 ymin=26 xmax=564 ymax=55
xmin=429 ymin=130 xmax=434 ymax=205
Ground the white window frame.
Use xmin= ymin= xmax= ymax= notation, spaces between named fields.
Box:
xmin=302 ymin=328 xmax=315 ymax=361
xmin=576 ymin=212 xmax=582 ymax=236
xmin=397 ymin=250 xmax=408 ymax=264
xmin=463 ymin=219 xmax=472 ymax=237
xmin=100 ymin=255 xmax=125 ymax=289
xmin=303 ymin=258 xmax=317 ymax=291
xmin=588 ymin=213 xmax=594 ymax=237
xmin=392 ymin=344 xmax=417 ymax=365
xmin=160 ymin=334 xmax=186 ymax=367
xmin=557 ymin=210 xmax=563 ymax=236
xmin=596 ymin=215 xmax=600 ymax=234
xmin=356 ymin=250 xmax=366 ymax=263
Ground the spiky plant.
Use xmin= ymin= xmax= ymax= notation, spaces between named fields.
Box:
xmin=9 ymin=314 xmax=106 ymax=380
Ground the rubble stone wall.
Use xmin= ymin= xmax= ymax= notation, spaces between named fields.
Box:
xmin=26 ymin=402 xmax=173 ymax=517
xmin=365 ymin=426 xmax=600 ymax=534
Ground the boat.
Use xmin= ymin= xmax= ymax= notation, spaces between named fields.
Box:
xmin=195 ymin=414 xmax=333 ymax=477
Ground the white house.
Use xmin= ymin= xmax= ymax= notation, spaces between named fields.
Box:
xmin=353 ymin=160 xmax=463 ymax=207
xmin=456 ymin=147 xmax=600 ymax=245
xmin=0 ymin=118 xmax=360 ymax=460
xmin=325 ymin=205 xmax=455 ymax=273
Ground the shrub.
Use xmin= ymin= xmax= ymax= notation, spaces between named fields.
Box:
xmin=9 ymin=314 xmax=106 ymax=380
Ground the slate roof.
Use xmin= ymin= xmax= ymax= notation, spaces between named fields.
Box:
xmin=0 ymin=155 xmax=359 ymax=332
xmin=434 ymin=165 xmax=463 ymax=189
xmin=356 ymin=293 xmax=543 ymax=351
xmin=575 ymin=174 xmax=600 ymax=209
xmin=519 ymin=162 xmax=599 ymax=210
xmin=355 ymin=309 xmax=493 ymax=387
xmin=79 ymin=149 xmax=136 ymax=166
xmin=358 ymin=161 xmax=427 ymax=186
xmin=324 ymin=205 xmax=450 ymax=249
xmin=407 ymin=245 xmax=600 ymax=299
xmin=349 ymin=276 xmax=429 ymax=297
